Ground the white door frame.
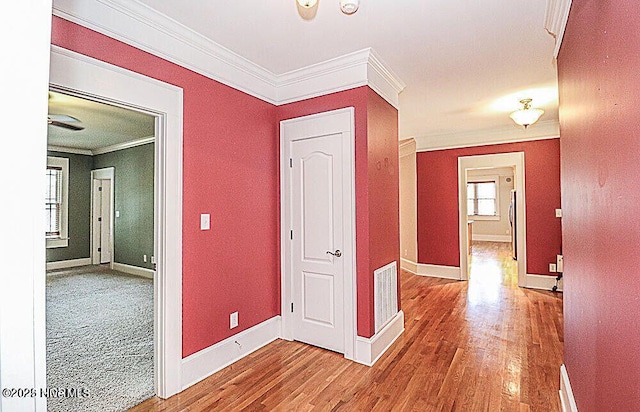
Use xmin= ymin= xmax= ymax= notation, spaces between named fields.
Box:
xmin=458 ymin=152 xmax=527 ymax=286
xmin=280 ymin=107 xmax=357 ymax=361
xmin=49 ymin=46 xmax=183 ymax=398
xmin=90 ymin=167 xmax=115 ymax=267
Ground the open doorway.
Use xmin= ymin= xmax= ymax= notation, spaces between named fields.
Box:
xmin=457 ymin=152 xmax=526 ymax=287
xmin=46 ymin=90 xmax=156 ymax=411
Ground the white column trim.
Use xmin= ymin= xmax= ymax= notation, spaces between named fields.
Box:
xmin=545 ymin=0 xmax=573 ymax=58
xmin=559 ymin=364 xmax=578 ymax=412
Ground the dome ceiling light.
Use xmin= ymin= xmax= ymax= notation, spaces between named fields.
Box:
xmin=509 ymin=98 xmax=544 ymax=129
xmin=296 ymin=0 xmax=359 ymax=15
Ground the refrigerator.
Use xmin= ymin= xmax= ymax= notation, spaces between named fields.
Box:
xmin=509 ymin=189 xmax=517 ymax=260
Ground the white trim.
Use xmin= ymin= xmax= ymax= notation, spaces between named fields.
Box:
xmin=400 ymin=258 xmax=418 ymax=275
xmin=113 ymin=262 xmax=154 ymax=279
xmin=354 ymin=310 xmax=404 ymax=366
xmin=50 ymin=45 xmax=183 ymax=399
xmin=46 ymin=258 xmax=92 ymax=271
xmin=46 ymin=156 xmax=70 ymax=249
xmin=51 ymin=1 xmax=404 ymax=109
xmin=417 ymin=264 xmax=461 ymax=280
xmin=181 ymin=316 xmax=281 ymax=390
xmin=280 ymin=108 xmax=357 ymax=362
xmin=91 ymin=136 xmax=155 ymax=155
xmin=545 ymin=0 xmax=573 ymax=59
xmin=399 ymin=138 xmax=416 ymax=158
xmin=415 ymin=122 xmax=560 ymax=152
xmin=90 ymin=167 xmax=115 ymax=267
xmin=472 ymin=234 xmax=511 ymax=243
xmin=526 ymin=274 xmax=563 ymax=292
xmin=47 ymin=145 xmax=93 ymax=156
xmin=559 ymin=364 xmax=578 ymax=412
xmin=458 ymin=152 xmax=526 ymax=286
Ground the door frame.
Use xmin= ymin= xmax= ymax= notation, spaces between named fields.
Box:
xmin=90 ymin=167 xmax=115 ymax=267
xmin=458 ymin=152 xmax=527 ymax=286
xmin=49 ymin=46 xmax=183 ymax=398
xmin=280 ymin=107 xmax=357 ymax=361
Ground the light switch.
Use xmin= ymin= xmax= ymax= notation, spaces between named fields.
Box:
xmin=555 ymin=209 xmax=562 ymax=218
xmin=115 ymin=210 xmax=120 ymax=218
xmin=200 ymin=213 xmax=210 ymax=230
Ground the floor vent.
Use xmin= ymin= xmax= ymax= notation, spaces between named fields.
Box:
xmin=374 ymin=261 xmax=398 ymax=334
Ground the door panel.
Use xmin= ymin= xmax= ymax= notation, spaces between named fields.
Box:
xmin=100 ymin=179 xmax=111 ymax=263
xmin=291 ymin=133 xmax=344 ymax=353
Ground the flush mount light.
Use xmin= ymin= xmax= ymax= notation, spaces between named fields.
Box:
xmin=509 ymin=98 xmax=544 ymax=129
xmin=297 ymin=0 xmax=318 ymax=8
xmin=340 ymin=0 xmax=359 ymax=14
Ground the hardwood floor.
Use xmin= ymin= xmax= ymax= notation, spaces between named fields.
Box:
xmin=132 ymin=242 xmax=563 ymax=411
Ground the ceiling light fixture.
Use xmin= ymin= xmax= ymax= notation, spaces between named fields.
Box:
xmin=340 ymin=0 xmax=359 ymax=14
xmin=509 ymin=98 xmax=544 ymax=129
xmin=297 ymin=0 xmax=318 ymax=8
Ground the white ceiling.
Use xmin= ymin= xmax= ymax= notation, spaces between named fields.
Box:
xmin=134 ymin=0 xmax=559 ymax=143
xmin=48 ymin=91 xmax=155 ymax=151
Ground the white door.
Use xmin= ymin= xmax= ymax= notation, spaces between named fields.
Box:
xmin=291 ymin=133 xmax=345 ymax=353
xmin=92 ymin=178 xmax=112 ymax=264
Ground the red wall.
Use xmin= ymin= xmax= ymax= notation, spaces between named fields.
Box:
xmin=51 ymin=17 xmax=281 ymax=357
xmin=277 ymin=87 xmax=400 ymax=338
xmin=416 ymin=139 xmax=562 ymax=275
xmin=558 ymin=1 xmax=640 ymax=409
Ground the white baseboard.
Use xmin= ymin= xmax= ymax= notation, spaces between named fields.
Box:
xmin=400 ymin=258 xmax=418 ymax=274
xmin=559 ymin=364 xmax=578 ymax=412
xmin=471 ymin=234 xmax=511 ymax=242
xmin=112 ymin=262 xmax=155 ymax=279
xmin=46 ymin=257 xmax=91 ymax=271
xmin=526 ymin=273 xmax=563 ymax=292
xmin=354 ymin=310 xmax=404 ymax=366
xmin=417 ymin=264 xmax=461 ymax=280
xmin=181 ymin=316 xmax=282 ymax=390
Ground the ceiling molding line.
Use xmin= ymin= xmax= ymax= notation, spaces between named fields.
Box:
xmin=48 ymin=145 xmax=93 ymax=156
xmin=92 ymin=136 xmax=155 ymax=155
xmin=52 ymin=0 xmax=405 ymax=110
xmin=544 ymin=0 xmax=573 ymax=58
xmin=399 ymin=138 xmax=416 ymax=158
xmin=53 ymin=0 xmax=279 ymax=103
xmin=414 ymin=120 xmax=560 ymax=152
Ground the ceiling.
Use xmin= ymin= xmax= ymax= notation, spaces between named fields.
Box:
xmin=48 ymin=91 xmax=155 ymax=151
xmin=134 ymin=0 xmax=559 ymax=143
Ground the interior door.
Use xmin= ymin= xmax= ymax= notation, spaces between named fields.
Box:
xmin=291 ymin=133 xmax=345 ymax=353
xmin=92 ymin=178 xmax=112 ymax=264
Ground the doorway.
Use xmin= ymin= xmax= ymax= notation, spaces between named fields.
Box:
xmin=280 ymin=108 xmax=357 ymax=360
xmin=91 ymin=168 xmax=114 ymax=265
xmin=458 ymin=152 xmax=526 ymax=286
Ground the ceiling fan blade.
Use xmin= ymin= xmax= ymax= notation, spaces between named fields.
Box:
xmin=49 ymin=120 xmax=85 ymax=131
xmin=48 ymin=114 xmax=80 ymax=123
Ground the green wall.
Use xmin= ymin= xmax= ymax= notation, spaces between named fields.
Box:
xmin=93 ymin=143 xmax=155 ymax=270
xmin=46 ymin=151 xmax=93 ymax=262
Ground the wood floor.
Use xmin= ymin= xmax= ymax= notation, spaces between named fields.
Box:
xmin=132 ymin=242 xmax=563 ymax=411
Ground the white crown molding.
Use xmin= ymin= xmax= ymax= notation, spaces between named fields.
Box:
xmin=48 ymin=136 xmax=154 ymax=156
xmin=545 ymin=0 xmax=573 ymax=58
xmin=52 ymin=0 xmax=404 ymax=109
xmin=47 ymin=145 xmax=93 ymax=155
xmin=399 ymin=138 xmax=416 ymax=158
xmin=415 ymin=120 xmax=560 ymax=152
xmin=92 ymin=136 xmax=155 ymax=155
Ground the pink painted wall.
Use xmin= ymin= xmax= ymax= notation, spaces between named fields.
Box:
xmin=277 ymin=87 xmax=400 ymax=338
xmin=558 ymin=1 xmax=640 ymax=409
xmin=416 ymin=139 xmax=562 ymax=275
xmin=51 ymin=17 xmax=280 ymax=357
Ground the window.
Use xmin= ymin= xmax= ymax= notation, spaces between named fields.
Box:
xmin=46 ymin=156 xmax=69 ymax=248
xmin=467 ymin=180 xmax=498 ymax=218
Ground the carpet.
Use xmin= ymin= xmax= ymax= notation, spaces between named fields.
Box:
xmin=46 ymin=265 xmax=154 ymax=412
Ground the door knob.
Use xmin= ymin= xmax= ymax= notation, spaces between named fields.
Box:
xmin=326 ymin=249 xmax=342 ymax=258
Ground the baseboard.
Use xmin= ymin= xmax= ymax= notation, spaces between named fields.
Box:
xmin=354 ymin=310 xmax=404 ymax=366
xmin=559 ymin=364 xmax=578 ymax=412
xmin=400 ymin=258 xmax=418 ymax=274
xmin=526 ymin=273 xmax=563 ymax=292
xmin=46 ymin=257 xmax=91 ymax=271
xmin=181 ymin=316 xmax=282 ymax=390
xmin=471 ymin=234 xmax=511 ymax=242
xmin=417 ymin=264 xmax=461 ymax=280
xmin=112 ymin=262 xmax=155 ymax=279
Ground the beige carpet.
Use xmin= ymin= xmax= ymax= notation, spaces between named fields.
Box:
xmin=46 ymin=265 xmax=153 ymax=412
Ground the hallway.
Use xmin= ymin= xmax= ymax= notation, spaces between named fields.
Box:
xmin=132 ymin=242 xmax=563 ymax=411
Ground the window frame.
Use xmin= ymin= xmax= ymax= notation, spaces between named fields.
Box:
xmin=466 ymin=176 xmax=500 ymax=221
xmin=46 ymin=156 xmax=69 ymax=248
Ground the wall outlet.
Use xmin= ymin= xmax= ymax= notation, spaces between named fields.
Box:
xmin=549 ymin=263 xmax=557 ymax=273
xmin=230 ymin=312 xmax=238 ymax=329
xmin=557 ymin=254 xmax=564 ymax=273
xmin=200 ymin=213 xmax=210 ymax=230
xmin=143 ymin=254 xmax=147 ymax=262
xmin=115 ymin=210 xmax=120 ymax=218
xmin=555 ymin=209 xmax=562 ymax=218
